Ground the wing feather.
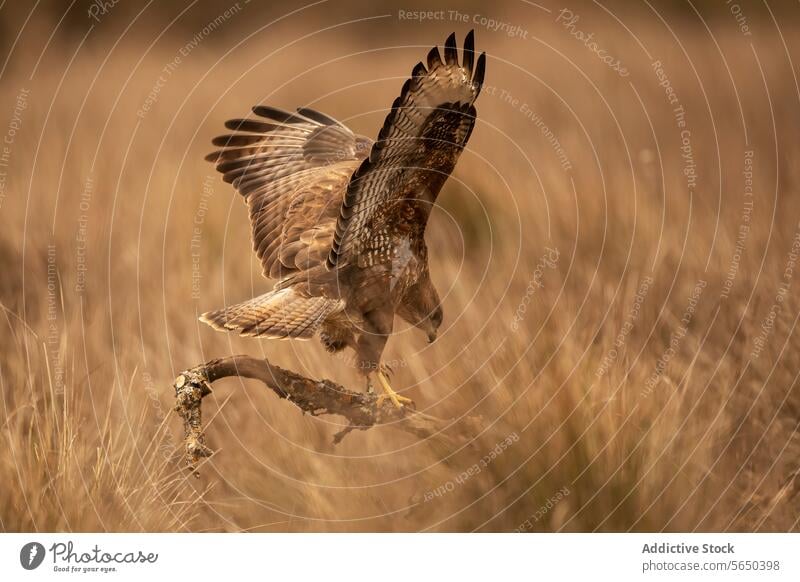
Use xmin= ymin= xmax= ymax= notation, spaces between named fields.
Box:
xmin=327 ymin=31 xmax=485 ymax=268
xmin=206 ymin=106 xmax=371 ymax=279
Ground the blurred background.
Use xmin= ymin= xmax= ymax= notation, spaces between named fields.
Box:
xmin=2 ymin=0 xmax=800 ymax=532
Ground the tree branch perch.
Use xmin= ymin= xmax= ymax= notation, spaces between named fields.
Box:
xmin=173 ymin=355 xmax=473 ymax=472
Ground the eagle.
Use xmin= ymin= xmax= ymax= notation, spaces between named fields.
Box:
xmin=201 ymin=31 xmax=486 ymax=407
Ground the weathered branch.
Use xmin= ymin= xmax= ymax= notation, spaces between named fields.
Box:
xmin=173 ymin=355 xmax=473 ymax=472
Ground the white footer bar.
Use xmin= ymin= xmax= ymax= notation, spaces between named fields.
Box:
xmin=1 ymin=533 xmax=797 ymax=581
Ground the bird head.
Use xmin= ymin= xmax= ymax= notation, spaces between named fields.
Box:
xmin=425 ymin=305 xmax=444 ymax=343
xmin=397 ymin=276 xmax=443 ymax=343
xmin=400 ymin=302 xmax=442 ymax=343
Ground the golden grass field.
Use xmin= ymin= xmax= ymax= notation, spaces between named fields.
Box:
xmin=2 ymin=0 xmax=800 ymax=532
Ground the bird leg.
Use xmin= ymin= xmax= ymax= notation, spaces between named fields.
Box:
xmin=357 ymin=309 xmax=412 ymax=408
xmin=376 ymin=370 xmax=413 ymax=408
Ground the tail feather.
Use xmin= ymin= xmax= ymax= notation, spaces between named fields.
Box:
xmin=200 ymin=288 xmax=343 ymax=339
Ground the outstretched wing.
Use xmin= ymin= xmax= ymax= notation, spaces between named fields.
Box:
xmin=206 ymin=107 xmax=372 ymax=279
xmin=327 ymin=31 xmax=485 ymax=268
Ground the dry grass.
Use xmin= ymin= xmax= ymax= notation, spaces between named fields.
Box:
xmin=2 ymin=1 xmax=800 ymax=532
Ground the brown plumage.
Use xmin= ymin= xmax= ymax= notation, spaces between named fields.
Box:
xmin=200 ymin=31 xmax=485 ymax=405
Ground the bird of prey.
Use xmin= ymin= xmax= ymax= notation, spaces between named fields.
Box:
xmin=201 ymin=31 xmax=485 ymax=407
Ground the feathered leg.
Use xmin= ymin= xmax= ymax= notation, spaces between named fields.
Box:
xmin=356 ymin=309 xmax=411 ymax=408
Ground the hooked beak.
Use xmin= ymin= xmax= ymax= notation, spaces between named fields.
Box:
xmin=427 ymin=331 xmax=438 ymax=343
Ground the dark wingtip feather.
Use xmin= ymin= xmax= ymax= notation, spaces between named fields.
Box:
xmin=252 ymin=105 xmax=304 ymax=123
xmin=224 ymin=118 xmax=247 ymax=131
xmin=427 ymin=45 xmax=443 ymax=69
xmin=463 ymin=30 xmax=475 ymax=74
xmin=297 ymin=107 xmax=340 ymax=126
xmin=411 ymin=61 xmax=427 ymax=78
xmin=211 ymin=134 xmax=264 ymax=147
xmin=473 ymin=52 xmax=486 ymax=89
xmin=444 ymin=32 xmax=458 ymax=65
xmin=224 ymin=118 xmax=277 ymax=133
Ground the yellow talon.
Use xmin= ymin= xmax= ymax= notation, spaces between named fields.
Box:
xmin=376 ymin=371 xmax=413 ymax=408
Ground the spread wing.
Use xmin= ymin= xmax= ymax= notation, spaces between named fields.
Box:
xmin=206 ymin=106 xmax=372 ymax=280
xmin=327 ymin=30 xmax=485 ymax=268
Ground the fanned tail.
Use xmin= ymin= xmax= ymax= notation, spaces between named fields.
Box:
xmin=200 ymin=288 xmax=343 ymax=339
